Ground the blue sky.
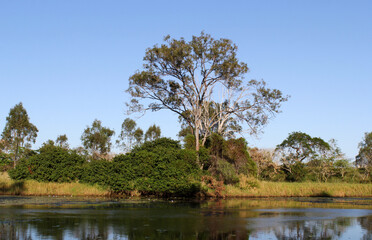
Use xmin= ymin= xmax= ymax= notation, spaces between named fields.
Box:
xmin=0 ymin=0 xmax=371 ymax=159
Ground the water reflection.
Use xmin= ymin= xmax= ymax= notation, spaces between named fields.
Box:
xmin=0 ymin=197 xmax=370 ymax=239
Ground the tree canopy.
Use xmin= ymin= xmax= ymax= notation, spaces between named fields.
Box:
xmin=81 ymin=119 xmax=115 ymax=159
xmin=56 ymin=134 xmax=69 ymax=149
xmin=127 ymin=32 xmax=288 ymax=151
xmin=145 ymin=124 xmax=161 ymax=142
xmin=356 ymin=132 xmax=372 ymax=167
xmin=275 ymin=131 xmax=331 ymax=164
xmin=1 ymin=102 xmax=38 ymax=166
xmin=117 ymin=118 xmax=143 ymax=152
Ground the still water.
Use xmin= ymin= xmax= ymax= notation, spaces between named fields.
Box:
xmin=0 ymin=196 xmax=371 ymax=239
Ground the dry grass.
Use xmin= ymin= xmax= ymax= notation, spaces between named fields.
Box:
xmin=1 ymin=172 xmax=371 ymax=198
xmin=224 ymin=181 xmax=372 ymax=198
xmin=0 ymin=172 xmax=110 ymax=196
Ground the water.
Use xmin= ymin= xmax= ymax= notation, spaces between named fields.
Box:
xmin=0 ymin=196 xmax=371 ymax=239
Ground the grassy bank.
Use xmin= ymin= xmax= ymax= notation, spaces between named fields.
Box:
xmin=0 ymin=172 xmax=110 ymax=196
xmin=1 ymin=172 xmax=371 ymax=198
xmin=224 ymin=181 xmax=372 ymax=198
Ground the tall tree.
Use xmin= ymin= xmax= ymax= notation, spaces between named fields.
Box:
xmin=117 ymin=118 xmax=143 ymax=152
xmin=56 ymin=134 xmax=69 ymax=149
xmin=81 ymin=119 xmax=114 ymax=159
xmin=127 ymin=32 xmax=288 ymax=152
xmin=145 ymin=124 xmax=161 ymax=142
xmin=1 ymin=102 xmax=38 ymax=167
xmin=355 ymin=132 xmax=372 ymax=179
xmin=356 ymin=132 xmax=372 ymax=168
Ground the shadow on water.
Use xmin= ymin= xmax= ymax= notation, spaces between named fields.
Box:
xmin=0 ymin=197 xmax=370 ymax=239
xmin=311 ymin=190 xmax=332 ymax=197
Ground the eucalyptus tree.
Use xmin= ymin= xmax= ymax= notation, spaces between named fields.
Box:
xmin=1 ymin=102 xmax=38 ymax=167
xmin=355 ymin=132 xmax=372 ymax=180
xmin=127 ymin=32 xmax=288 ymax=152
xmin=81 ymin=119 xmax=115 ymax=159
xmin=56 ymin=134 xmax=69 ymax=149
xmin=144 ymin=124 xmax=161 ymax=142
xmin=117 ymin=118 xmax=143 ymax=152
xmin=356 ymin=132 xmax=372 ymax=168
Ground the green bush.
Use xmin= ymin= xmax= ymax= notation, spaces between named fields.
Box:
xmin=9 ymin=145 xmax=85 ymax=182
xmin=0 ymin=152 xmax=12 ymax=172
xmin=111 ymin=145 xmax=201 ymax=196
xmin=131 ymin=137 xmax=181 ymax=153
xmin=80 ymin=160 xmax=115 ymax=187
xmin=215 ymin=159 xmax=239 ymax=185
xmin=282 ymin=162 xmax=307 ymax=182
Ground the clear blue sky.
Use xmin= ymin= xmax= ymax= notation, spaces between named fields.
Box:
xmin=0 ymin=1 xmax=371 ymax=159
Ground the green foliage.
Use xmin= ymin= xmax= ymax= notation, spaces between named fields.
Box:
xmin=208 ymin=133 xmax=226 ymax=158
xmin=81 ymin=119 xmax=115 ymax=159
xmin=127 ymin=32 xmax=288 ymax=152
xmin=282 ymin=162 xmax=307 ymax=182
xmin=198 ymin=146 xmax=211 ymax=170
xmin=1 ymin=102 xmax=38 ymax=166
xmin=275 ymin=131 xmax=331 ymax=164
xmin=356 ymin=132 xmax=372 ymax=168
xmin=80 ymin=160 xmax=114 ymax=187
xmin=110 ymin=142 xmax=201 ymax=196
xmin=117 ymin=118 xmax=143 ymax=152
xmin=131 ymin=137 xmax=181 ymax=153
xmin=8 ymin=144 xmax=85 ymax=182
xmin=207 ymin=134 xmax=257 ymax=180
xmin=56 ymin=134 xmax=69 ymax=149
xmin=215 ymin=159 xmax=239 ymax=185
xmin=183 ymin=134 xmax=196 ymax=150
xmin=7 ymin=158 xmax=30 ymax=180
xmin=0 ymin=152 xmax=12 ymax=172
xmin=224 ymin=138 xmax=257 ymax=177
xmin=144 ymin=124 xmax=161 ymax=142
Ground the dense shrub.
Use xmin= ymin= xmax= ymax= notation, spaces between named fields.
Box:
xmin=282 ymin=162 xmax=307 ymax=182
xmin=110 ymin=145 xmax=201 ymax=196
xmin=224 ymin=138 xmax=257 ymax=177
xmin=198 ymin=146 xmax=211 ymax=170
xmin=132 ymin=137 xmax=181 ymax=153
xmin=0 ymin=152 xmax=12 ymax=172
xmin=215 ymin=159 xmax=239 ymax=185
xmin=9 ymin=145 xmax=85 ymax=182
xmin=80 ymin=160 xmax=115 ymax=187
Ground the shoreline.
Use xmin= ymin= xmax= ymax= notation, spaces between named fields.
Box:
xmin=1 ymin=172 xmax=371 ymax=198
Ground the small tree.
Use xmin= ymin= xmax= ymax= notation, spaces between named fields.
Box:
xmin=117 ymin=118 xmax=143 ymax=152
xmin=1 ymin=102 xmax=38 ymax=167
xmin=81 ymin=119 xmax=115 ymax=160
xmin=355 ymin=132 xmax=372 ymax=180
xmin=249 ymin=148 xmax=279 ymax=180
xmin=145 ymin=124 xmax=161 ymax=142
xmin=56 ymin=134 xmax=69 ymax=149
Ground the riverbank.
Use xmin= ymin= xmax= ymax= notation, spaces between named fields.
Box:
xmin=1 ymin=172 xmax=371 ymax=198
xmin=224 ymin=181 xmax=372 ymax=198
xmin=0 ymin=172 xmax=109 ymax=196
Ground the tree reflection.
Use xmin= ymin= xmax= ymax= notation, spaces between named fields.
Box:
xmin=358 ymin=216 xmax=372 ymax=240
xmin=0 ymin=200 xmax=370 ymax=240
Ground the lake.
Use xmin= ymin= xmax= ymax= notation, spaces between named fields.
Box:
xmin=0 ymin=196 xmax=371 ymax=239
